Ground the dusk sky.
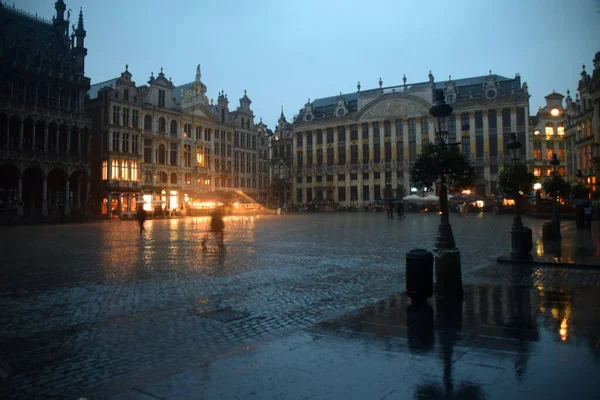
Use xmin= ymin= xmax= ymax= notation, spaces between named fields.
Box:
xmin=16 ymin=0 xmax=600 ymax=128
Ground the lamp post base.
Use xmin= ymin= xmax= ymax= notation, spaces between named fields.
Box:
xmin=434 ymin=249 xmax=463 ymax=301
xmin=435 ymin=223 xmax=456 ymax=251
xmin=542 ymin=221 xmax=561 ymax=241
xmin=510 ymin=227 xmax=533 ymax=260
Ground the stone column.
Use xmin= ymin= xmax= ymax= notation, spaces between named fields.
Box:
xmin=4 ymin=116 xmax=9 ymax=148
xmin=66 ymin=127 xmax=71 ymax=155
xmin=483 ymin=111 xmax=490 ymax=195
xmin=76 ymin=176 xmax=82 ymax=208
xmin=428 ymin=118 xmax=436 ymax=143
xmin=368 ymin=122 xmax=374 ymax=201
xmin=78 ymin=129 xmax=82 ymax=157
xmin=496 ymin=108 xmax=504 ymax=168
xmin=416 ymin=118 xmax=422 ymax=154
xmin=42 ymin=176 xmax=48 ymax=216
xmin=333 ymin=128 xmax=339 ymax=165
xmin=379 ymin=120 xmax=385 ymax=164
xmin=455 ymin=114 xmax=461 ymax=144
xmin=312 ymin=131 xmax=317 ymax=170
xmin=32 ymin=121 xmax=37 ymax=151
xmin=55 ymin=127 xmax=60 ymax=154
xmin=17 ymin=173 xmax=23 ymax=216
xmin=403 ymin=119 xmax=410 ymax=192
xmin=345 ymin=125 xmax=351 ymax=165
xmin=358 ymin=164 xmax=363 ymax=204
xmin=43 ymin=123 xmax=49 ymax=153
xmin=64 ymin=179 xmax=70 ymax=216
xmin=469 ymin=112 xmax=476 ymax=157
xmin=18 ymin=118 xmax=24 ymax=150
xmin=357 ymin=124 xmax=364 ymax=162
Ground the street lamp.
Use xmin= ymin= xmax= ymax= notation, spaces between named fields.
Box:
xmin=575 ymin=169 xmax=583 ymax=183
xmin=506 ymin=133 xmax=532 ymax=259
xmin=429 ymin=90 xmax=455 ymax=250
xmin=429 ymin=89 xmax=462 ymax=300
xmin=549 ymin=152 xmax=561 ymax=228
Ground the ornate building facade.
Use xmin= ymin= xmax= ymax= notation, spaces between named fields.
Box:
xmin=527 ymin=92 xmax=566 ymax=179
xmin=268 ymin=109 xmax=293 ymax=207
xmin=290 ymin=72 xmax=530 ymax=206
xmin=87 ymin=65 xmax=267 ymax=218
xmin=0 ymin=1 xmax=91 ymax=218
xmin=564 ymin=52 xmax=600 ymax=193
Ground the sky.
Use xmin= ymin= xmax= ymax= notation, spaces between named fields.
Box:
xmin=16 ymin=0 xmax=600 ymax=129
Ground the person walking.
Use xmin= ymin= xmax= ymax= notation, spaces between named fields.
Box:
xmin=137 ymin=206 xmax=147 ymax=233
xmin=584 ymin=202 xmax=594 ymax=229
xmin=202 ymin=207 xmax=225 ymax=248
xmin=396 ymin=201 xmax=405 ymax=219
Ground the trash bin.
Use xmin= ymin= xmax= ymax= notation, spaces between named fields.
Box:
xmin=406 ymin=248 xmax=434 ymax=303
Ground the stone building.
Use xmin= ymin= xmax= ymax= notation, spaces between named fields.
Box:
xmin=255 ymin=119 xmax=272 ymax=205
xmin=0 ymin=1 xmax=91 ymax=219
xmin=564 ymin=52 xmax=600 ymax=193
xmin=290 ymin=72 xmax=529 ymax=206
xmin=87 ymin=64 xmax=265 ymax=218
xmin=527 ymin=92 xmax=566 ymax=179
xmin=269 ymin=108 xmax=293 ymax=207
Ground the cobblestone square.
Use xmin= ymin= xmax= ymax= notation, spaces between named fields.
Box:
xmin=0 ymin=213 xmax=597 ymax=399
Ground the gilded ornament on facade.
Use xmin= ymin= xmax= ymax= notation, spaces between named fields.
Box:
xmin=362 ymin=100 xmax=406 ymax=119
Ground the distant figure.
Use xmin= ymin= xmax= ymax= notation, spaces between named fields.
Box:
xmin=396 ymin=202 xmax=405 ymax=219
xmin=584 ymin=203 xmax=594 ymax=229
xmin=137 ymin=206 xmax=147 ymax=233
xmin=203 ymin=208 xmax=225 ymax=248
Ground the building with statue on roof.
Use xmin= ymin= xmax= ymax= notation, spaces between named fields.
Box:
xmin=527 ymin=91 xmax=567 ymax=179
xmin=268 ymin=107 xmax=294 ymax=207
xmin=87 ymin=64 xmax=269 ymax=218
xmin=564 ymin=52 xmax=600 ymax=193
xmin=0 ymin=0 xmax=91 ymax=221
xmin=289 ymin=71 xmax=530 ymax=207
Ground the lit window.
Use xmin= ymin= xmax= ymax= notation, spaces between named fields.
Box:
xmin=550 ymin=108 xmax=559 ymax=117
xmin=121 ymin=160 xmax=129 ymax=180
xmin=545 ymin=125 xmax=554 ymax=136
xmin=131 ymin=161 xmax=138 ymax=181
xmin=534 ymin=130 xmax=540 ymax=135
xmin=533 ymin=168 xmax=541 ymax=177
xmin=111 ymin=159 xmax=119 ymax=180
xmin=557 ymin=125 xmax=564 ymax=136
xmin=102 ymin=160 xmax=108 ymax=180
xmin=546 ymin=168 xmax=552 ymax=177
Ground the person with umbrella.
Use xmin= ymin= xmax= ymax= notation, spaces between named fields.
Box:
xmin=136 ymin=205 xmax=147 ymax=233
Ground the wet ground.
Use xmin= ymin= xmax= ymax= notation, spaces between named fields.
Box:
xmin=0 ymin=213 xmax=599 ymax=399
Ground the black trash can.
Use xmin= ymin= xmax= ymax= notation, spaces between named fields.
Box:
xmin=406 ymin=248 xmax=434 ymax=303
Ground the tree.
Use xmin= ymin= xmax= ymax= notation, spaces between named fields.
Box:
xmin=497 ymin=164 xmax=536 ymax=197
xmin=409 ymin=143 xmax=477 ymax=192
xmin=542 ymin=175 xmax=571 ymax=198
xmin=571 ymin=183 xmax=590 ymax=200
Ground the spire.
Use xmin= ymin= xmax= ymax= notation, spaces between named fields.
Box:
xmin=77 ymin=7 xmax=84 ymax=30
xmin=357 ymin=81 xmax=361 ymax=92
xmin=195 ymin=64 xmax=201 ymax=81
xmin=55 ymin=0 xmax=66 ymax=21
xmin=280 ymin=105 xmax=284 ymax=118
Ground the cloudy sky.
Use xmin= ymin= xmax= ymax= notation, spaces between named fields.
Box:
xmin=16 ymin=0 xmax=600 ymax=128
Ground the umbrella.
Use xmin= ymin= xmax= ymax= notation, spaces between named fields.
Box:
xmin=403 ymin=194 xmax=423 ymax=201
xmin=422 ymin=195 xmax=439 ymax=202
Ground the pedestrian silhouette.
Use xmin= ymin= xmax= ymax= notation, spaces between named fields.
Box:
xmin=202 ymin=207 xmax=225 ymax=249
xmin=137 ymin=206 xmax=147 ymax=233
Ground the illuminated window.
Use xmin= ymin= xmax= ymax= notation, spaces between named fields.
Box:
xmin=546 ymin=149 xmax=554 ymax=160
xmin=534 ymin=130 xmax=540 ymax=135
xmin=557 ymin=124 xmax=564 ymax=136
xmin=533 ymin=168 xmax=541 ymax=177
xmin=121 ymin=160 xmax=129 ymax=180
xmin=533 ymin=149 xmax=542 ymax=160
xmin=545 ymin=125 xmax=554 ymax=136
xmin=196 ymin=146 xmax=204 ymax=166
xmin=131 ymin=161 xmax=138 ymax=181
xmin=184 ymin=172 xmax=191 ymax=184
xmin=111 ymin=159 xmax=119 ymax=180
xmin=546 ymin=168 xmax=552 ymax=177
xmin=102 ymin=160 xmax=108 ymax=180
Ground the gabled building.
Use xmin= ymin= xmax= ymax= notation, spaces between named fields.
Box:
xmin=528 ymin=92 xmax=566 ymax=179
xmin=0 ymin=1 xmax=91 ymax=219
xmin=290 ymin=71 xmax=529 ymax=206
xmin=269 ymin=108 xmax=293 ymax=207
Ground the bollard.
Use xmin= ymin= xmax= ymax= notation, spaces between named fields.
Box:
xmin=406 ymin=249 xmax=434 ymax=303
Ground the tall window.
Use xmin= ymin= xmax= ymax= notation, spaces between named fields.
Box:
xmin=327 ymin=148 xmax=334 ymax=165
xmin=123 ymin=108 xmax=130 ymax=126
xmin=297 ymin=152 xmax=303 ymax=167
xmin=545 ymin=124 xmax=554 ymax=136
xmin=132 ymin=110 xmax=139 ymax=128
xmin=184 ymin=144 xmax=191 ymax=167
xmin=350 ymin=145 xmax=358 ymax=164
xmin=158 ymin=144 xmax=166 ymax=164
xmin=533 ymin=142 xmax=542 ymax=160
xmin=307 ymin=150 xmax=313 ymax=166
xmin=184 ymin=123 xmax=191 ymax=138
xmin=122 ymin=133 xmax=129 ymax=153
xmin=124 ymin=89 xmax=129 ymax=101
xmin=557 ymin=124 xmax=565 ymax=136
xmin=131 ymin=161 xmax=138 ymax=181
xmin=144 ymin=139 xmax=152 ymax=163
xmin=144 ymin=115 xmax=152 ymax=131
xmin=121 ymin=160 xmax=129 ymax=180
xmin=362 ymin=123 xmax=369 ymax=139
xmin=101 ymin=160 xmax=108 ymax=180
xmin=158 ymin=90 xmax=165 ymax=107
xmin=546 ymin=148 xmax=554 ymax=160
xmin=373 ymin=146 xmax=381 ymax=163
xmin=350 ymin=125 xmax=358 ymax=141
xmin=111 ymin=159 xmax=119 ymax=180
xmin=337 ymin=126 xmax=346 ymax=142
xmin=196 ymin=126 xmax=202 ymax=140
xmin=384 ymin=142 xmax=391 ymax=162
xmin=234 ymin=152 xmax=239 ymax=172
xmin=132 ymin=134 xmax=139 ymax=154
xmin=145 ymin=171 xmax=152 ymax=183
xmin=316 ymin=149 xmax=323 ymax=166
xmin=159 ymin=117 xmax=166 ymax=133
xmin=170 ymin=143 xmax=178 ymax=166
xmin=395 ymin=120 xmax=404 ymax=139
xmin=488 ymin=110 xmax=497 ymax=131
xmin=170 ymin=120 xmax=178 ymax=136
xmin=112 ymin=106 xmax=120 ymax=125
xmin=241 ymin=153 xmax=246 ymax=173
xmin=112 ymin=132 xmax=119 ymax=152
xmin=197 ymin=146 xmax=205 ymax=167
xmin=421 ymin=117 xmax=429 ymax=136
xmin=338 ymin=147 xmax=346 ymax=165
xmin=204 ymin=128 xmax=211 ymax=142
xmin=384 ymin=120 xmax=391 ymax=137
xmin=362 ymin=144 xmax=369 ymax=162
xmin=316 ymin=130 xmax=323 ymax=145
xmin=227 ymin=144 xmax=232 ymax=157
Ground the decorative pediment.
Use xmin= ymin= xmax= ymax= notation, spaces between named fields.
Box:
xmin=181 ymin=104 xmax=216 ymax=121
xmin=358 ymin=95 xmax=430 ymax=121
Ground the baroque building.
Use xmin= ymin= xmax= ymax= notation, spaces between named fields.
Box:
xmin=87 ymin=65 xmax=267 ymax=218
xmin=268 ymin=108 xmax=293 ymax=207
xmin=527 ymin=91 xmax=566 ymax=179
xmin=564 ymin=52 xmax=600 ymax=193
xmin=290 ymin=72 xmax=529 ymax=206
xmin=0 ymin=1 xmax=91 ymax=219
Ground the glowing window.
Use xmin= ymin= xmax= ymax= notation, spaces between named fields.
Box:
xmin=101 ymin=160 xmax=108 ymax=180
xmin=131 ymin=161 xmax=138 ymax=181
xmin=121 ymin=160 xmax=129 ymax=180
xmin=534 ymin=130 xmax=540 ymax=135
xmin=557 ymin=125 xmax=564 ymax=136
xmin=533 ymin=168 xmax=541 ymax=177
xmin=111 ymin=159 xmax=119 ymax=180
xmin=545 ymin=125 xmax=554 ymax=136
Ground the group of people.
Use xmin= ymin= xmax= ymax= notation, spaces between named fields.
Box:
xmin=385 ymin=202 xmax=405 ymax=220
xmin=576 ymin=201 xmax=597 ymax=229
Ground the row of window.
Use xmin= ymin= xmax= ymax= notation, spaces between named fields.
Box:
xmin=108 ymin=132 xmax=140 ymax=153
xmin=295 ymin=185 xmax=389 ymax=203
xmin=532 ymin=167 xmax=566 ymax=177
xmin=101 ymin=160 xmax=139 ymax=181
xmin=533 ymin=125 xmax=565 ymax=136
xmin=295 ymin=171 xmax=400 ymax=183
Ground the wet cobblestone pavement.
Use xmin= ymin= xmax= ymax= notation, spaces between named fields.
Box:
xmin=0 ymin=213 xmax=599 ymax=399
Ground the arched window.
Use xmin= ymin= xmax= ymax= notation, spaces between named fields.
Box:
xmin=144 ymin=170 xmax=152 ymax=183
xmin=159 ymin=172 xmax=168 ymax=183
xmin=171 ymin=173 xmax=178 ymax=184
xmin=124 ymin=89 xmax=129 ymax=101
xmin=545 ymin=124 xmax=554 ymax=136
xmin=159 ymin=117 xmax=166 ymax=133
xmin=170 ymin=120 xmax=177 ymax=136
xmin=158 ymin=144 xmax=166 ymax=164
xmin=144 ymin=115 xmax=152 ymax=131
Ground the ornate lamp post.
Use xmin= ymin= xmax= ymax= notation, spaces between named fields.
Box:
xmin=429 ymin=90 xmax=462 ymax=300
xmin=507 ymin=133 xmax=533 ymax=259
xmin=575 ymin=169 xmax=584 ymax=183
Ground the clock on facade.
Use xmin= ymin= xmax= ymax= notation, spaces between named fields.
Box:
xmin=486 ymin=89 xmax=497 ymax=99
xmin=445 ymin=94 xmax=455 ymax=104
xmin=336 ymin=108 xmax=345 ymax=117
